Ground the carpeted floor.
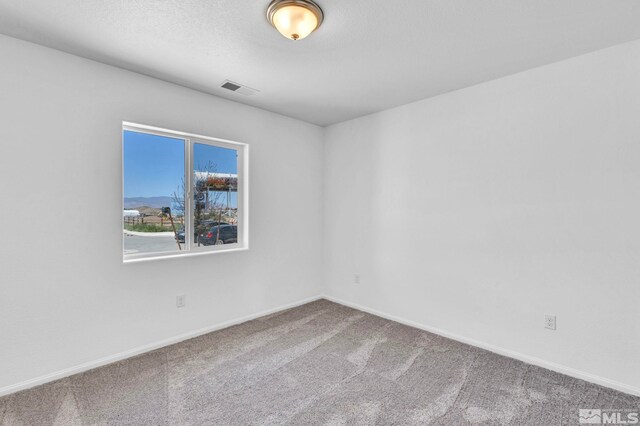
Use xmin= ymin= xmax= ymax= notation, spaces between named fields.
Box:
xmin=0 ymin=299 xmax=638 ymax=425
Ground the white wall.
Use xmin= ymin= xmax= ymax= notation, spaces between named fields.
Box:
xmin=0 ymin=35 xmax=324 ymax=391
xmin=2 ymin=32 xmax=639 ymax=398
xmin=324 ymin=40 xmax=640 ymax=393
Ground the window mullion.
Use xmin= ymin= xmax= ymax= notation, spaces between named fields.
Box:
xmin=185 ymin=138 xmax=193 ymax=251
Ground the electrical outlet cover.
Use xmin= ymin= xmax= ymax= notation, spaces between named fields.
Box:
xmin=176 ymin=295 xmax=186 ymax=308
xmin=545 ymin=314 xmax=556 ymax=330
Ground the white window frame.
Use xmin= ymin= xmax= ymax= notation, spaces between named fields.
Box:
xmin=122 ymin=122 xmax=249 ymax=263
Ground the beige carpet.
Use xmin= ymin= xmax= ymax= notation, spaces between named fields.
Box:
xmin=0 ymin=299 xmax=638 ymax=425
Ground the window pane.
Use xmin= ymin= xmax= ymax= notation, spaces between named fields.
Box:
xmin=123 ymin=130 xmax=185 ymax=256
xmin=192 ymin=142 xmax=238 ymax=249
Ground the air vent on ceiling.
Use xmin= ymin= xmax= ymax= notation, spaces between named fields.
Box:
xmin=220 ymin=80 xmax=259 ymax=96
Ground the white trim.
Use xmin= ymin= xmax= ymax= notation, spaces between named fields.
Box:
xmin=122 ymin=122 xmax=247 ymax=149
xmin=322 ymin=295 xmax=640 ymax=397
xmin=123 ymin=246 xmax=249 ymax=264
xmin=0 ymin=295 xmax=322 ymax=397
xmin=123 ymin=230 xmax=174 ymax=237
xmin=5 ymin=294 xmax=636 ymax=398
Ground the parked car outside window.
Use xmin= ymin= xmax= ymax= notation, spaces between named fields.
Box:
xmin=177 ymin=221 xmax=230 ymax=243
xmin=201 ymin=225 xmax=237 ymax=246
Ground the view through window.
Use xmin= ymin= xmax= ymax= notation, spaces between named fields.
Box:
xmin=191 ymin=142 xmax=239 ymax=249
xmin=123 ymin=124 xmax=247 ymax=261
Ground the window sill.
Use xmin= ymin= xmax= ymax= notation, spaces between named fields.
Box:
xmin=123 ymin=245 xmax=249 ymax=264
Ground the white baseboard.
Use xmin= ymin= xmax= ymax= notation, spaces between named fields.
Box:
xmin=0 ymin=295 xmax=323 ymax=398
xmin=322 ymin=295 xmax=640 ymax=397
xmin=5 ymin=294 xmax=638 ymax=399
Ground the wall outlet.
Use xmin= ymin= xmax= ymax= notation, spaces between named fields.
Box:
xmin=354 ymin=274 xmax=360 ymax=284
xmin=176 ymin=294 xmax=186 ymax=308
xmin=544 ymin=314 xmax=556 ymax=330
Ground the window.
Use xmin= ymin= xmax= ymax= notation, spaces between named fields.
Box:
xmin=122 ymin=123 xmax=248 ymax=262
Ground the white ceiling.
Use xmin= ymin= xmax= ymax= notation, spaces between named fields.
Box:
xmin=1 ymin=1 xmax=639 ymax=126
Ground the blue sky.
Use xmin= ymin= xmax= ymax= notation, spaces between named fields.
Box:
xmin=123 ymin=130 xmax=238 ymax=207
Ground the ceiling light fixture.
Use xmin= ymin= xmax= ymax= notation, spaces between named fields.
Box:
xmin=267 ymin=0 xmax=324 ymax=41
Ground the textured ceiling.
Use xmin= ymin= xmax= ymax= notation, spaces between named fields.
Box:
xmin=1 ymin=0 xmax=639 ymax=126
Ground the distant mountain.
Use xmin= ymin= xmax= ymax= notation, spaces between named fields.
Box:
xmin=124 ymin=196 xmax=174 ymax=209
